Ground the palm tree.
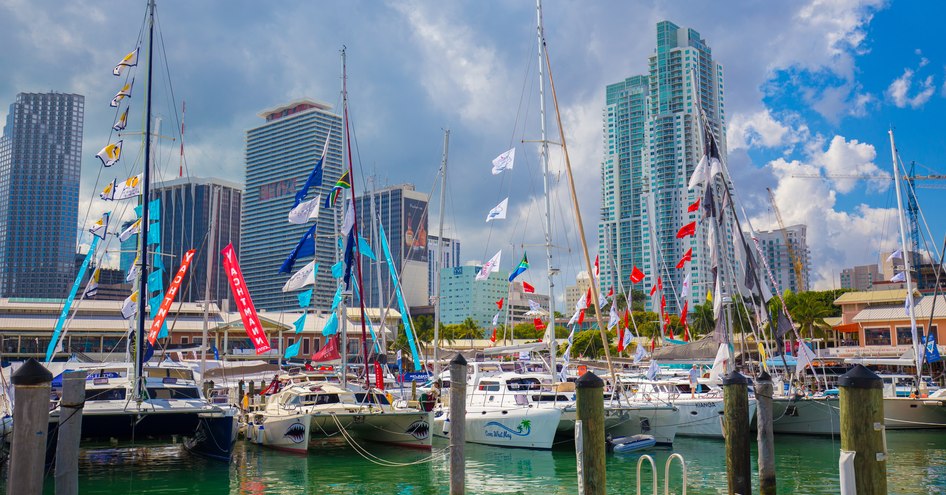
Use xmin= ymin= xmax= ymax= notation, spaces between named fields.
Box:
xmin=690 ymin=301 xmax=715 ymax=337
xmin=787 ymin=291 xmax=833 ymax=341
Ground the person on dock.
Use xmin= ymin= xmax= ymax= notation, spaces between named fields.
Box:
xmin=689 ymin=364 xmax=700 ymax=398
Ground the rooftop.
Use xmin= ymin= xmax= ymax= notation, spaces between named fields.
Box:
xmin=834 ymin=289 xmax=917 ymax=306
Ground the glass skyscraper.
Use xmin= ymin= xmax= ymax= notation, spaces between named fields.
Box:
xmin=599 ymin=21 xmax=726 ymax=312
xmin=0 ymin=92 xmax=84 ymax=298
xmin=242 ymin=99 xmax=343 ymax=311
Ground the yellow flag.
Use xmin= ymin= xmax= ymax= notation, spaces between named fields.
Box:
xmin=113 ymin=47 xmax=139 ymax=76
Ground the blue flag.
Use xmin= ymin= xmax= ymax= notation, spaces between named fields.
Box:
xmin=293 ymin=313 xmax=307 ymax=334
xmin=343 ymin=229 xmax=356 ymax=290
xmin=298 ymin=289 xmax=313 ymax=308
xmin=322 ymin=311 xmax=339 ymax=336
xmin=280 ymin=222 xmax=318 ymax=274
xmin=46 ymin=236 xmax=100 ymax=361
xmin=331 ymin=260 xmax=344 ymax=279
xmin=293 ymin=157 xmax=324 ymax=210
xmin=146 ymin=223 xmax=161 ymax=245
xmin=211 ymin=343 xmax=220 ymax=360
xmin=283 ymin=340 xmax=301 ymax=360
xmin=358 ymin=236 xmax=376 ymax=260
xmin=147 ymin=269 xmax=164 ymax=294
xmin=925 ymin=334 xmax=941 ymax=364
xmin=134 ymin=198 xmax=161 ymax=220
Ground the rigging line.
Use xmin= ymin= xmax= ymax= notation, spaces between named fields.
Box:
xmin=153 ymin=9 xmax=184 ymax=171
xmin=898 ymin=153 xmax=942 ymax=262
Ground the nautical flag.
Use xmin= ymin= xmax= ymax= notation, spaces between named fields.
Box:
xmin=490 ymin=328 xmax=497 ymax=343
xmin=681 ymin=273 xmax=691 ymax=299
xmin=96 ymin=141 xmax=123 ymax=167
xmin=508 ymin=252 xmax=529 ymax=282
xmin=650 ymin=277 xmax=662 ymax=296
xmin=534 ymin=318 xmax=546 ymax=331
xmin=680 ymin=300 xmax=689 ymax=326
xmin=121 ymin=291 xmax=139 ymax=319
xmin=676 ymin=248 xmax=692 ymax=269
xmin=891 ymin=272 xmax=906 ymax=283
xmin=645 ymin=360 xmax=659 ymax=380
xmin=331 ymin=260 xmax=344 ymax=279
xmin=608 ymin=303 xmax=620 ymax=330
xmin=113 ymin=47 xmax=139 ymax=76
xmin=528 ymin=300 xmax=542 ymax=313
xmin=713 ymin=274 xmax=722 ymax=320
xmin=688 ymin=155 xmax=708 ymax=190
xmin=660 ymin=295 xmax=667 ymax=315
xmin=279 ymin=222 xmax=318 ymax=274
xmin=633 ymin=343 xmax=646 ymax=364
xmin=293 ymin=311 xmax=308 ymax=332
xmin=342 ymin=226 xmax=356 ymax=290
xmin=600 ymin=287 xmax=613 ymax=309
xmin=496 ymin=298 xmax=504 ymax=310
xmin=147 ymin=269 xmax=163 ymax=294
xmin=886 ymin=249 xmax=903 ymax=262
xmin=134 ymin=199 xmax=160 ymax=220
xmin=89 ymin=212 xmax=110 ymax=240
xmin=492 ymin=312 xmax=500 ymax=327
xmin=282 ymin=259 xmax=318 ymax=292
xmin=567 ymin=309 xmax=582 ymax=326
xmin=101 ymin=174 xmax=142 ymax=201
xmin=594 ymin=255 xmax=600 ymax=279
xmin=676 ymin=221 xmax=696 ymax=239
xmin=324 ymin=170 xmax=351 ymax=208
xmin=147 ymin=224 xmax=161 ymax=245
xmin=293 ymin=132 xmax=330 ymax=210
xmin=475 ymin=250 xmax=502 ymax=281
xmin=110 ymin=79 xmax=134 ymax=107
xmin=84 ymin=268 xmax=101 ymax=298
xmin=630 ymin=266 xmax=645 ymax=284
xmin=486 ymin=197 xmax=508 ymax=222
xmin=795 ymin=343 xmax=817 ymax=376
xmin=288 ymin=195 xmax=321 ymax=224
xmin=687 ymin=197 xmax=701 ymax=213
xmin=119 ymin=218 xmax=141 ymax=242
xmin=710 ymin=156 xmax=723 ymax=179
xmin=617 ymin=325 xmax=626 ymax=352
xmin=576 ymin=287 xmax=590 ymax=311
xmin=522 ymin=281 xmax=535 ymax=293
xmin=703 ymin=182 xmax=717 ymax=220
xmin=358 ymin=236 xmax=376 ymax=260
xmin=113 ymin=107 xmax=129 ymax=131
xmin=491 ymin=148 xmax=515 ymax=175
xmin=924 ymin=334 xmax=941 ymax=364
xmin=126 ymin=254 xmax=140 ymax=283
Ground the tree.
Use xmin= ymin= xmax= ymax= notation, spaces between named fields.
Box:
xmin=690 ymin=301 xmax=715 ymax=337
xmin=786 ymin=291 xmax=833 ymax=341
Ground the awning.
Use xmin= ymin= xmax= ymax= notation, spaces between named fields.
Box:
xmin=833 ymin=323 xmax=860 ymax=333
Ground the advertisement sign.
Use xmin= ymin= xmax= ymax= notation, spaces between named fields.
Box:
xmin=221 ymin=243 xmax=272 ymax=354
xmin=403 ymin=198 xmax=428 ymax=262
xmin=148 ymin=249 xmax=196 ymax=345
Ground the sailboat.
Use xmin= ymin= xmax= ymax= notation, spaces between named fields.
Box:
xmin=45 ymin=0 xmax=237 ymax=460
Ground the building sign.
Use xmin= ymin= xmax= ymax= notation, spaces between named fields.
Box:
xmin=259 ymin=178 xmax=296 ymax=201
xmin=403 ymin=198 xmax=428 ymax=263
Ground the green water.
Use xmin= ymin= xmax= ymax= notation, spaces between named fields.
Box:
xmin=10 ymin=431 xmax=946 ymax=494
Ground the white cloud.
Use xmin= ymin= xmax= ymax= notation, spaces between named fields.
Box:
xmin=887 ymin=68 xmax=936 ymax=108
xmin=727 ymin=110 xmax=808 ymax=151
xmin=817 ymin=135 xmax=890 ymax=193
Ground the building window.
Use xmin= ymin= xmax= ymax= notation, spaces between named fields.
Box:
xmin=865 ymin=327 xmax=891 ymax=346
xmin=303 ymin=338 xmax=310 ymax=355
xmin=895 ymin=326 xmax=915 ymax=346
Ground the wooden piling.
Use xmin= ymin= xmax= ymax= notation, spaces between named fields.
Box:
xmin=449 ymin=354 xmax=467 ymax=495
xmin=55 ymin=371 xmax=85 ymax=495
xmin=838 ymin=364 xmax=887 ymax=495
xmin=723 ymin=371 xmax=751 ymax=495
xmin=755 ymin=371 xmax=776 ymax=495
xmin=8 ymin=358 xmax=53 ymax=495
xmin=575 ymin=371 xmax=605 ymax=495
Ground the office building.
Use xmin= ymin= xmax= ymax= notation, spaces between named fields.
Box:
xmin=749 ymin=225 xmax=810 ymax=293
xmin=506 ymin=282 xmax=550 ymax=326
xmin=439 ymin=264 xmax=508 ymax=329
xmin=599 ymin=21 xmax=726 ymax=312
xmin=840 ymin=264 xmax=881 ymax=291
xmin=242 ymin=99 xmax=343 ymax=311
xmin=428 ymin=235 xmax=461 ymax=300
xmin=0 ymin=92 xmax=84 ymax=298
xmin=153 ymin=176 xmax=243 ymax=307
xmin=564 ymin=271 xmax=594 ymax=313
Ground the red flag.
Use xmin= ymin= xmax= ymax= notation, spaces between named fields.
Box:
xmin=630 ymin=266 xmax=645 ymax=284
xmin=594 ymin=255 xmax=599 ymax=278
xmin=374 ymin=362 xmax=384 ymax=390
xmin=680 ymin=300 xmax=689 ymax=326
xmin=623 ymin=310 xmax=630 ymax=329
xmin=312 ymin=335 xmax=341 ymax=362
xmin=607 ymin=287 xmax=614 ymax=298
xmin=522 ymin=281 xmax=535 ymax=293
xmin=490 ymin=328 xmax=497 ymax=343
xmin=148 ymin=248 xmax=197 ymax=345
xmin=650 ymin=338 xmax=655 ymax=351
xmin=585 ymin=288 xmax=592 ymax=307
xmin=534 ymin=318 xmax=546 ymax=331
xmin=676 ymin=248 xmax=693 ymax=269
xmin=221 ymin=243 xmax=272 ymax=354
xmin=683 ymin=325 xmax=691 ymax=342
xmin=676 ymin=221 xmax=696 ymax=239
xmin=496 ymin=298 xmax=504 ymax=310
xmin=661 ymin=295 xmax=667 ymax=314
xmin=617 ymin=326 xmax=626 ymax=352
xmin=668 ymin=327 xmax=675 ymax=340
xmin=658 ymin=277 xmax=663 ymax=291
xmin=577 ymin=309 xmax=585 ymax=326
xmin=687 ymin=197 xmax=701 ymax=213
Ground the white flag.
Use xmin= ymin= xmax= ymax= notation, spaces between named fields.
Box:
xmin=567 ymin=309 xmax=582 ymax=326
xmin=795 ymin=343 xmax=817 ymax=377
xmin=101 ymin=174 xmax=142 ymax=201
xmin=645 ymin=360 xmax=659 ymax=380
xmin=110 ymin=79 xmax=134 ymax=107
xmin=608 ymin=303 xmax=620 ymax=330
xmin=119 ymin=218 xmax=141 ymax=242
xmin=688 ymin=155 xmax=707 ymax=190
xmin=96 ymin=141 xmax=123 ymax=167
xmin=680 ymin=273 xmax=691 ymax=300
xmin=708 ymin=343 xmax=731 ymax=383
xmin=113 ymin=107 xmax=129 ymax=132
xmin=886 ymin=249 xmax=902 ymax=262
xmin=492 ymin=312 xmax=500 ymax=327
xmin=121 ymin=291 xmax=139 ymax=319
xmin=341 ymin=199 xmax=355 ymax=235
xmin=84 ymin=268 xmax=101 ymax=298
xmin=713 ymin=274 xmax=723 ymax=320
xmin=890 ymin=272 xmax=906 ymax=283
xmin=486 ymin=198 xmax=508 ymax=222
xmin=528 ymin=300 xmax=542 ymax=312
xmin=282 ymin=259 xmax=318 ymax=292
xmin=491 ymin=148 xmax=515 ymax=175
xmin=89 ymin=212 xmax=110 ymax=240
xmin=475 ymin=250 xmax=502 ymax=281
xmin=709 ymin=157 xmax=722 ymax=180
xmin=633 ymin=343 xmax=646 ymax=364
xmin=113 ymin=47 xmax=139 ymax=76
xmin=288 ymin=194 xmax=321 ymax=224
xmin=126 ymin=255 xmax=140 ymax=283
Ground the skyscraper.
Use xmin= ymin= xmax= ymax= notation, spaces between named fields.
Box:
xmin=0 ymin=92 xmax=84 ymax=298
xmin=599 ymin=21 xmax=726 ymax=312
xmin=153 ymin=176 xmax=242 ymax=307
xmin=747 ymin=225 xmax=811 ymax=293
xmin=242 ymin=99 xmax=343 ymax=311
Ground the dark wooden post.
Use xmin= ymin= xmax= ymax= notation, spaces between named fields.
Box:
xmin=8 ymin=358 xmax=53 ymax=495
xmin=755 ymin=371 xmax=776 ymax=495
xmin=723 ymin=371 xmax=751 ymax=495
xmin=576 ymin=371 xmax=606 ymax=495
xmin=838 ymin=365 xmax=887 ymax=494
xmin=55 ymin=371 xmax=85 ymax=495
xmin=449 ymin=354 xmax=467 ymax=495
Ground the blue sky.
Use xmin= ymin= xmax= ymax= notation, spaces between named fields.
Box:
xmin=0 ymin=0 xmax=943 ymax=294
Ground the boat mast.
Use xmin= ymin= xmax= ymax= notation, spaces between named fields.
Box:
xmin=889 ymin=129 xmax=922 ymax=388
xmin=135 ymin=0 xmax=156 ymax=403
xmin=200 ymin=185 xmax=218 ymax=381
xmin=535 ymin=0 xmax=558 ymax=380
xmin=368 ymin=176 xmax=387 ymax=355
xmin=432 ymin=129 xmax=449 ymax=378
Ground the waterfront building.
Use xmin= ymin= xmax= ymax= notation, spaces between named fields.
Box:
xmin=840 ymin=264 xmax=881 ymax=291
xmin=153 ymin=176 xmax=242 ymax=307
xmin=831 ymin=289 xmax=946 ymax=356
xmin=439 ymin=264 xmax=508 ymax=329
xmin=354 ymin=183 xmax=430 ymax=309
xmin=428 ymin=235 xmax=461 ymax=300
xmin=748 ymin=225 xmax=810 ymax=293
xmin=0 ymin=92 xmax=84 ymax=298
xmin=599 ymin=21 xmax=727 ymax=312
xmin=242 ymin=99 xmax=343 ymax=311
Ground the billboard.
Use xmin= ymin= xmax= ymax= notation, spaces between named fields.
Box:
xmin=403 ymin=197 xmax=428 ymax=262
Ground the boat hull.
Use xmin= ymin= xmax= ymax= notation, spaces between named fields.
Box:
xmin=183 ymin=409 xmax=238 ymax=461
xmin=675 ymin=398 xmax=757 ymax=438
xmin=434 ymin=407 xmax=562 ymax=450
xmin=555 ymin=404 xmax=678 ymax=446
xmin=770 ymin=397 xmax=840 ymax=435
xmin=882 ymin=397 xmax=946 ymax=430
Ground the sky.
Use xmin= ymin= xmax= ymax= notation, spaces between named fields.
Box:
xmin=1 ymin=0 xmax=945 ymax=297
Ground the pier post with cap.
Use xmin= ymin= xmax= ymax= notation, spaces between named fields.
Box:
xmin=449 ymin=354 xmax=467 ymax=495
xmin=7 ymin=358 xmax=53 ymax=495
xmin=55 ymin=370 xmax=85 ymax=495
xmin=756 ymin=371 xmax=776 ymax=495
xmin=576 ymin=371 xmax=605 ymax=495
xmin=723 ymin=371 xmax=751 ymax=495
xmin=838 ymin=364 xmax=887 ymax=495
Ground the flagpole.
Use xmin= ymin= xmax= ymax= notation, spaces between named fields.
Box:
xmin=200 ymin=185 xmax=218 ymax=381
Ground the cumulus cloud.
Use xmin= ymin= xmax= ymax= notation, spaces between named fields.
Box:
xmin=887 ymin=68 xmax=936 ymax=108
xmin=817 ymin=135 xmax=890 ymax=193
xmin=727 ymin=110 xmax=809 ymax=152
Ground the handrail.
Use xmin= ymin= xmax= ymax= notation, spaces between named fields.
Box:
xmin=664 ymin=453 xmax=687 ymax=495
xmin=636 ymin=454 xmax=658 ymax=495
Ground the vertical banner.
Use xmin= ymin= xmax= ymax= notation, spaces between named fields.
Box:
xmin=221 ymin=243 xmax=272 ymax=354
xmin=46 ymin=236 xmax=100 ymax=361
xmin=147 ymin=249 xmax=197 ymax=345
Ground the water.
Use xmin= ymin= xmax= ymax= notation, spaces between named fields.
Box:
xmin=8 ymin=431 xmax=946 ymax=494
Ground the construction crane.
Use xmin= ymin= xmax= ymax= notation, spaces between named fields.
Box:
xmin=767 ymin=187 xmax=805 ymax=291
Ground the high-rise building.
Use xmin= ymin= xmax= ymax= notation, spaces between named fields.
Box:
xmin=0 ymin=92 xmax=84 ymax=298
xmin=439 ymin=264 xmax=508 ymax=329
xmin=840 ymin=264 xmax=880 ymax=291
xmin=355 ymin=184 xmax=430 ymax=309
xmin=242 ymin=99 xmax=343 ymax=311
xmin=599 ymin=21 xmax=726 ymax=312
xmin=748 ymin=225 xmax=811 ymax=293
xmin=153 ymin=176 xmax=242 ymax=307
xmin=564 ymin=271 xmax=593 ymax=313
xmin=427 ymin=235 xmax=461 ymax=300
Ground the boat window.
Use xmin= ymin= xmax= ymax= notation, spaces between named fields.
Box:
xmin=514 ymin=394 xmax=529 ymax=406
xmin=353 ymin=393 xmax=391 ymax=405
xmin=87 ymin=388 xmax=126 ymax=401
xmin=312 ymin=394 xmax=340 ymax=405
xmin=507 ymin=378 xmax=541 ymax=391
xmin=478 ymin=381 xmax=500 ymax=391
xmin=147 ymin=387 xmax=201 ymax=400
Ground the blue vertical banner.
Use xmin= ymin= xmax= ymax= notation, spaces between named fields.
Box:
xmin=925 ymin=334 xmax=941 ymax=364
xmin=379 ymin=223 xmax=421 ymax=370
xmin=46 ymin=236 xmax=100 ymax=361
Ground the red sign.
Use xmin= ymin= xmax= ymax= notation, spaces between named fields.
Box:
xmin=221 ymin=243 xmax=272 ymax=354
xmin=148 ymin=249 xmax=197 ymax=345
xmin=374 ymin=362 xmax=384 ymax=391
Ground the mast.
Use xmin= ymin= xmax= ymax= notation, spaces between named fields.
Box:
xmin=889 ymin=129 xmax=922 ymax=388
xmin=338 ymin=48 xmax=348 ymax=389
xmin=535 ymin=0 xmax=557 ymax=380
xmin=200 ymin=185 xmax=218 ymax=380
xmin=369 ymin=176 xmax=387 ymax=355
xmin=135 ymin=0 xmax=156 ymax=403
xmin=432 ymin=129 xmax=449 ymax=378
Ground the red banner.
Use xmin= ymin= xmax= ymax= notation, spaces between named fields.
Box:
xmin=221 ymin=243 xmax=272 ymax=354
xmin=148 ymin=249 xmax=197 ymax=345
